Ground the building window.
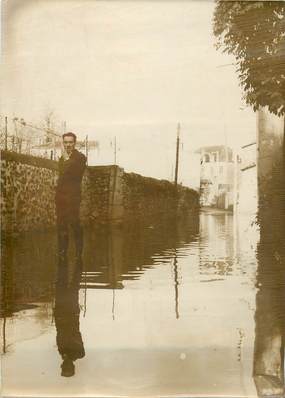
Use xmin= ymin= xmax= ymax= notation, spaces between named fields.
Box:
xmin=219 ymin=165 xmax=223 ymax=175
xmin=204 ymin=154 xmax=210 ymax=163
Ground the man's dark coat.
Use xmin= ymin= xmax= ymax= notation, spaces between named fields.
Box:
xmin=55 ymin=149 xmax=86 ymax=221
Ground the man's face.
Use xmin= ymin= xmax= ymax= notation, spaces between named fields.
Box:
xmin=63 ymin=136 xmax=76 ymax=155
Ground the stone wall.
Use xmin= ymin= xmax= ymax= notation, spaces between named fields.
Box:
xmin=122 ymin=172 xmax=198 ymax=221
xmin=1 ymin=150 xmax=199 ymax=233
xmin=1 ymin=151 xmax=58 ymax=233
xmin=81 ymin=165 xmax=125 ymax=223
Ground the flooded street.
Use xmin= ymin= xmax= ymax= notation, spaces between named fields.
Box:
xmin=1 ymin=210 xmax=284 ymax=397
xmin=2 ymin=1 xmax=285 ymax=397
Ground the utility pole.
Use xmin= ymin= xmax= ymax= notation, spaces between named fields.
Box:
xmin=174 ymin=123 xmax=181 ymax=186
xmin=4 ymin=116 xmax=8 ymax=151
xmin=173 ymin=250 xmax=180 ymax=319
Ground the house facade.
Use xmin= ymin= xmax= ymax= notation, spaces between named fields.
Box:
xmin=199 ymin=145 xmax=235 ymax=210
xmin=237 ymin=142 xmax=257 ymax=215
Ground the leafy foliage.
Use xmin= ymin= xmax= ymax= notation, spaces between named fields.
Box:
xmin=213 ymin=1 xmax=285 ymax=116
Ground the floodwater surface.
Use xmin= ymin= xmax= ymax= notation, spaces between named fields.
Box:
xmin=1 ymin=210 xmax=284 ymax=397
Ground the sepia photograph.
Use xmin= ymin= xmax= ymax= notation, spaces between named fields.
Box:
xmin=0 ymin=0 xmax=284 ymax=397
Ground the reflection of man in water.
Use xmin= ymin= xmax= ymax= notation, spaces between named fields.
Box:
xmin=56 ymin=132 xmax=86 ymax=260
xmin=54 ymin=259 xmax=85 ymax=377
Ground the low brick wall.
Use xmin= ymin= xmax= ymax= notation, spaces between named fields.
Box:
xmin=1 ymin=150 xmax=199 ymax=233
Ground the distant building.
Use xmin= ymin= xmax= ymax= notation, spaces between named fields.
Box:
xmin=198 ymin=145 xmax=235 ymax=210
xmin=31 ymin=138 xmax=99 ymax=161
xmin=237 ymin=142 xmax=257 ymax=215
xmin=30 ymin=138 xmax=61 ymax=160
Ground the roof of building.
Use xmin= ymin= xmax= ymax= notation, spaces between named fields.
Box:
xmin=196 ymin=145 xmax=233 ymax=154
xmin=196 ymin=145 xmax=234 ymax=162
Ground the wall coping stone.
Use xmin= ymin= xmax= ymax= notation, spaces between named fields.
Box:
xmin=0 ymin=151 xmax=119 ymax=176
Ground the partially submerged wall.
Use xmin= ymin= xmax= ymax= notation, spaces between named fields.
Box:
xmin=1 ymin=151 xmax=199 ymax=233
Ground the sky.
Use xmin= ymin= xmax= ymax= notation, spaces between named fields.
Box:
xmin=0 ymin=0 xmax=257 ymax=187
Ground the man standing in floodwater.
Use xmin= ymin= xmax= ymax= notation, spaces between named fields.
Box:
xmin=56 ymin=132 xmax=87 ymax=260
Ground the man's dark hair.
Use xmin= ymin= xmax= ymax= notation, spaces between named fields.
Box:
xmin=62 ymin=132 xmax=77 ymax=142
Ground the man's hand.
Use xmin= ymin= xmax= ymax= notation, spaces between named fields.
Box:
xmin=61 ymin=142 xmax=69 ymax=160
